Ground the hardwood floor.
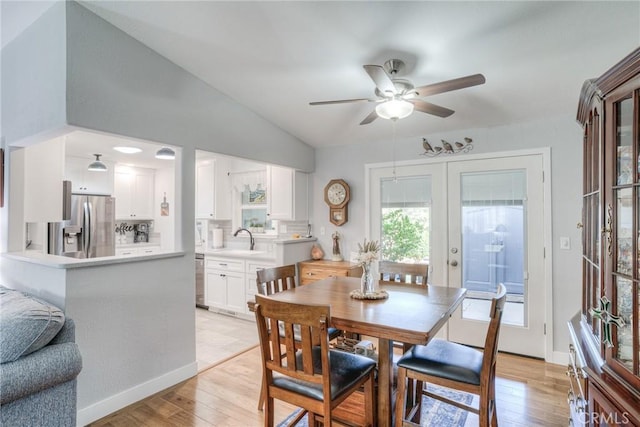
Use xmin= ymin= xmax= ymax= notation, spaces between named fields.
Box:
xmin=91 ymin=337 xmax=570 ymax=426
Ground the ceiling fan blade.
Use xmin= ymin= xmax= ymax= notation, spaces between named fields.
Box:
xmin=359 ymin=110 xmax=378 ymax=125
xmin=310 ymin=98 xmax=377 ymax=106
xmin=363 ymin=65 xmax=396 ymax=95
xmin=410 ymin=100 xmax=455 ymax=118
xmin=414 ymin=74 xmax=486 ymax=97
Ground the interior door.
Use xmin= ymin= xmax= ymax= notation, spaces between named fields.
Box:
xmin=447 ymin=155 xmax=546 ymax=358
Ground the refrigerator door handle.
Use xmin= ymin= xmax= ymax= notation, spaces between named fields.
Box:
xmin=84 ymin=201 xmax=92 ymax=258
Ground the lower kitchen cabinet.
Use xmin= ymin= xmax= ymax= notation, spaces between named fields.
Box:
xmin=246 ymin=260 xmax=276 ymax=315
xmin=205 ymin=255 xmax=253 ymax=315
xmin=206 ymin=269 xmax=245 ymax=313
xmin=115 ymin=246 xmax=161 ymax=257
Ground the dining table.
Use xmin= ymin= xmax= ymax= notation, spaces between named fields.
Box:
xmin=260 ymin=276 xmax=467 ymax=427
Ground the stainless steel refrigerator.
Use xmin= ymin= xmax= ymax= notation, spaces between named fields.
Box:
xmin=49 ymin=189 xmax=116 ymax=258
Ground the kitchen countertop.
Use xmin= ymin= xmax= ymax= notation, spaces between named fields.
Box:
xmin=202 ymin=248 xmax=276 ymax=261
xmin=273 ymin=236 xmax=317 ymax=244
xmin=198 ymin=237 xmax=316 ymax=261
xmin=3 ymin=250 xmax=185 ymax=269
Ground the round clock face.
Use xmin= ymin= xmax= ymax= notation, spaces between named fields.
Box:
xmin=327 ymin=183 xmax=347 ymax=205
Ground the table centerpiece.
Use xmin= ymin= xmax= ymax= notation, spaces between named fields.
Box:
xmin=350 ymin=239 xmax=388 ymax=300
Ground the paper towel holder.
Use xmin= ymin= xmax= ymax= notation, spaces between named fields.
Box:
xmin=212 ymin=227 xmax=224 ymax=249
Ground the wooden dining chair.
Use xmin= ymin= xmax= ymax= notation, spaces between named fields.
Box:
xmin=379 ymin=261 xmax=428 ymax=286
xmin=255 ymin=264 xmax=341 ymax=411
xmin=379 ymin=261 xmax=429 ymax=353
xmin=256 ymin=264 xmax=298 ymax=296
xmin=254 ymin=294 xmax=377 ymax=427
xmin=394 ymin=283 xmax=507 ymax=427
xmin=256 ymin=265 xmax=341 ymax=344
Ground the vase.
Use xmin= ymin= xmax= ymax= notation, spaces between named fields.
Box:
xmin=360 ymin=260 xmax=379 ymax=295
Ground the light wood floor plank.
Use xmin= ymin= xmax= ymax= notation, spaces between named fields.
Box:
xmin=90 ymin=345 xmax=569 ymax=426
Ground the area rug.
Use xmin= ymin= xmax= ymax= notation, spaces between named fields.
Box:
xmin=277 ymin=384 xmax=474 ymax=427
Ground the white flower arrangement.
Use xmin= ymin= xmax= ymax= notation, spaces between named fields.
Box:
xmin=356 ymin=239 xmax=380 ymax=266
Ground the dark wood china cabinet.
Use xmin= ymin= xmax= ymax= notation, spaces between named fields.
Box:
xmin=570 ymin=47 xmax=640 ymax=426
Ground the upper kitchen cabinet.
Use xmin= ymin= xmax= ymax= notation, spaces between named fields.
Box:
xmin=114 ymin=165 xmax=155 ymax=220
xmin=65 ymin=156 xmax=114 ymax=195
xmin=267 ymin=165 xmax=308 ymax=221
xmin=196 ymin=157 xmax=231 ymax=220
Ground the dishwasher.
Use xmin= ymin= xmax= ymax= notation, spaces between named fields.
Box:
xmin=195 ymin=253 xmax=207 ymax=309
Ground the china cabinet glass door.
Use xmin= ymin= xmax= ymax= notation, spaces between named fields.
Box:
xmin=583 ymin=108 xmax=602 ymax=345
xmin=606 ymin=87 xmax=639 ymax=385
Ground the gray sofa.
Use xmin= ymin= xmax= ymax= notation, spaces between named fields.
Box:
xmin=0 ymin=286 xmax=83 ymax=427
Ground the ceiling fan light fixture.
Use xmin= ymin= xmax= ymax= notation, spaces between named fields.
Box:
xmin=375 ymin=99 xmax=414 ymax=120
xmin=87 ymin=154 xmax=108 ymax=172
xmin=155 ymin=147 xmax=175 ymax=160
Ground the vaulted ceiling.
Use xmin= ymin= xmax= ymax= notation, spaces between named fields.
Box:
xmin=3 ymin=1 xmax=639 ymax=148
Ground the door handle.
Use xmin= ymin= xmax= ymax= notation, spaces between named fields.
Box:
xmin=450 ymin=260 xmax=458 ymax=267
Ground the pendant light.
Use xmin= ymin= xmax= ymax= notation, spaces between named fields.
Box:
xmin=155 ymin=147 xmax=175 ymax=160
xmin=87 ymin=154 xmax=107 ymax=172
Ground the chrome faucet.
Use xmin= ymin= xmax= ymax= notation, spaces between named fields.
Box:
xmin=233 ymin=228 xmax=255 ymax=250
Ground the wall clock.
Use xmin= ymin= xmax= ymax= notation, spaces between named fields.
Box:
xmin=324 ymin=179 xmax=350 ymax=226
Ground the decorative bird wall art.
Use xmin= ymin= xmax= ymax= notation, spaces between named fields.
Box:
xmin=421 ymin=137 xmax=474 ymax=157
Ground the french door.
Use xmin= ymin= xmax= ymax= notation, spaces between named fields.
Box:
xmin=368 ymin=153 xmax=547 ymax=358
xmin=446 ymin=156 xmax=546 ymax=358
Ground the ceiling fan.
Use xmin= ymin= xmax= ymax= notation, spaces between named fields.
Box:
xmin=309 ymin=59 xmax=485 ymax=125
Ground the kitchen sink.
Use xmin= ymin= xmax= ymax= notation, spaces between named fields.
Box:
xmin=208 ymin=249 xmax=269 ymax=257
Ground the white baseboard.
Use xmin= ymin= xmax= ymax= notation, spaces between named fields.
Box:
xmin=550 ymin=350 xmax=569 ymax=366
xmin=77 ymin=362 xmax=197 ymax=426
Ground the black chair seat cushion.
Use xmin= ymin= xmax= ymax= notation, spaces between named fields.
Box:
xmin=396 ymin=338 xmax=483 ymax=386
xmin=273 ymin=347 xmax=376 ymax=401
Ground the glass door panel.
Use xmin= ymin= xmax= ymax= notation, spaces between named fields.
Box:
xmin=616 ymin=97 xmax=633 ymax=185
xmin=593 ymin=195 xmax=601 ymax=265
xmin=380 ymin=176 xmax=431 ymax=264
xmin=369 ymin=163 xmax=446 ymax=285
xmin=459 ymin=170 xmax=526 ymax=326
xmin=616 ymin=188 xmax=633 ymax=275
xmin=616 ymin=276 xmax=633 ymax=370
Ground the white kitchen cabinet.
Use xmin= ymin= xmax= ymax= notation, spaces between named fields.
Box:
xmin=196 ymin=158 xmax=231 ymax=220
xmin=114 ymin=166 xmax=155 ymax=219
xmin=116 ymin=248 xmax=138 ymax=257
xmin=205 ymin=256 xmax=246 ymax=313
xmin=267 ymin=165 xmax=308 ymax=221
xmin=115 ymin=246 xmax=161 ymax=257
xmin=65 ymin=156 xmax=114 ymax=195
xmin=246 ymin=260 xmax=276 ymax=314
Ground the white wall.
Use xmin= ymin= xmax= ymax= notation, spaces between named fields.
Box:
xmin=0 ymin=1 xmax=67 ymax=144
xmin=310 ymin=114 xmax=583 ymax=357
